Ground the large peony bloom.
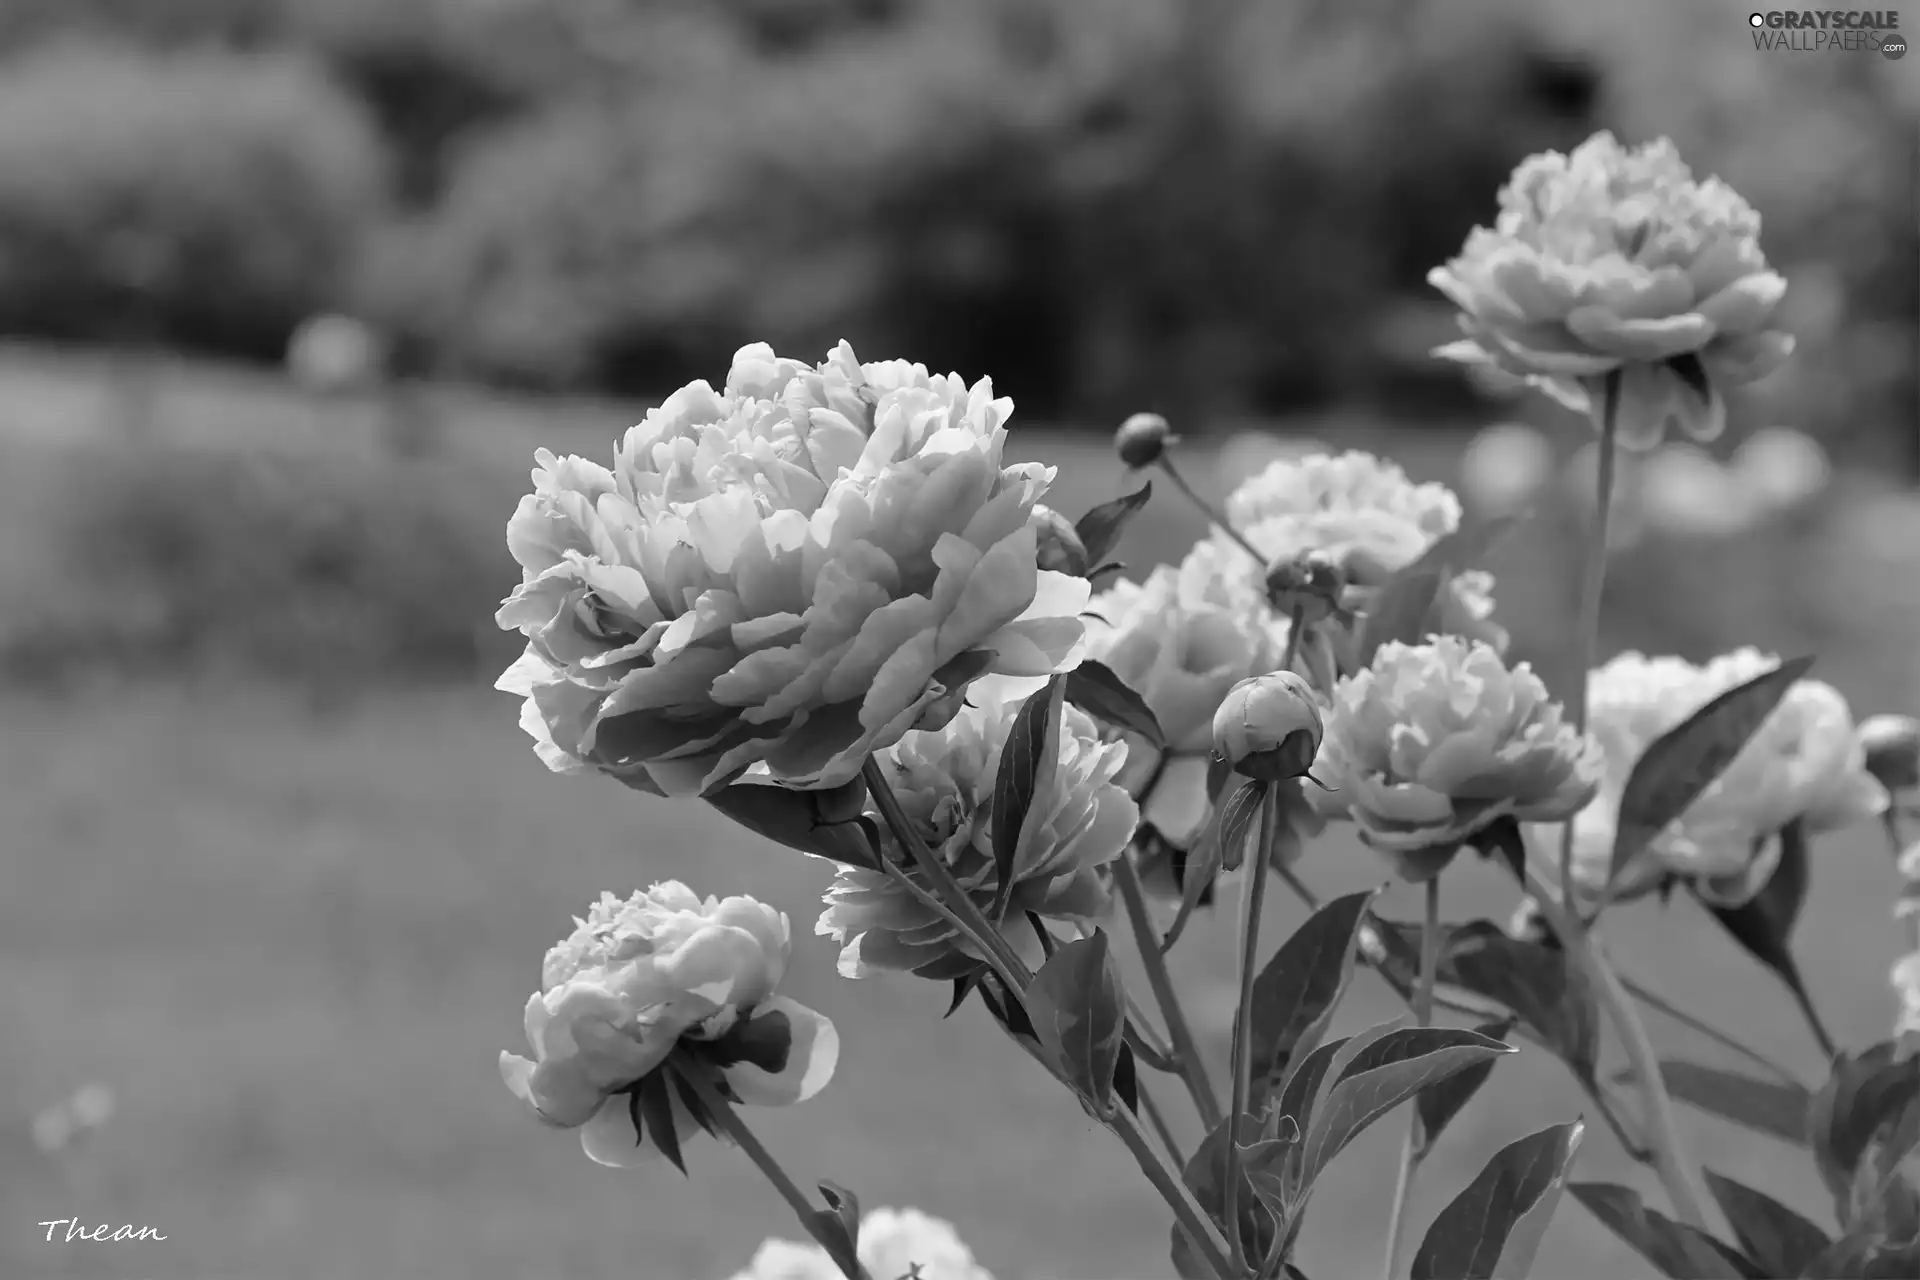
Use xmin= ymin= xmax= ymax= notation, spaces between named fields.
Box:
xmin=1430 ymin=131 xmax=1793 ymax=449
xmin=1209 ymin=450 xmax=1508 ymax=665
xmin=1536 ymin=649 xmax=1891 ymax=908
xmin=726 ymin=1207 xmax=994 ymax=1280
xmin=496 ymin=342 xmax=1090 ymax=797
xmin=1316 ymin=636 xmax=1603 ymax=879
xmin=817 ymin=683 xmax=1137 ymax=977
xmin=499 ymin=883 xmax=837 ymax=1168
xmin=1084 ymin=542 xmax=1291 ymax=851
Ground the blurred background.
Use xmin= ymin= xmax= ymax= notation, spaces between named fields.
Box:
xmin=1 ymin=2 xmax=1915 ymax=1278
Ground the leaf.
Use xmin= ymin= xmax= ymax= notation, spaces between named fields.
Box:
xmin=1702 ymin=821 xmax=1834 ymax=1058
xmin=1161 ymin=768 xmax=1247 ymax=954
xmin=1113 ymin=1038 xmax=1140 ymax=1115
xmin=1415 ymin=1018 xmax=1517 ymax=1155
xmin=1411 ymin=1119 xmax=1585 ymax=1280
xmin=1809 ymin=1042 xmax=1920 ymax=1217
xmin=1435 ymin=920 xmax=1602 ymax=1089
xmin=1215 ymin=777 xmax=1266 ymax=874
xmin=1299 ymin=1026 xmax=1514 ymax=1189
xmin=810 ymin=1180 xmax=863 ymax=1280
xmin=1245 ymin=889 xmax=1378 ymax=1109
xmin=1064 ymin=660 xmax=1166 ymax=748
xmin=1608 ymin=656 xmax=1814 ymax=888
xmin=1702 ymin=1169 xmax=1832 ymax=1278
xmin=990 ymin=676 xmax=1063 ymax=919
xmin=1356 ymin=567 xmax=1445 ymax=669
xmin=1568 ymin=1183 xmax=1756 ymax=1279
xmin=705 ymin=777 xmax=883 ymax=871
xmin=1075 ymin=481 xmax=1152 ymax=566
xmin=1621 ymin=1060 xmax=1811 ymax=1147
xmin=633 ymin=1072 xmax=686 ymax=1174
xmin=1023 ymin=931 xmax=1127 ymax=1115
xmin=1171 ymin=1114 xmax=1276 ymax=1276
xmin=1403 ymin=513 xmax=1525 ymax=582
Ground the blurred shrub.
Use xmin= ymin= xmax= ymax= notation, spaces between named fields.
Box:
xmin=3 ymin=437 xmax=520 ymax=689
xmin=0 ymin=42 xmax=388 ymax=360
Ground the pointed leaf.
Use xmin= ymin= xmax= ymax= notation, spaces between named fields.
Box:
xmin=634 ymin=1072 xmax=686 ymax=1174
xmin=1404 ymin=513 xmax=1525 ymax=582
xmin=1161 ymin=768 xmax=1246 ymax=953
xmin=1621 ymin=1060 xmax=1811 ymax=1147
xmin=1172 ymin=1114 xmax=1277 ymax=1273
xmin=1024 ymin=931 xmax=1127 ymax=1114
xmin=1703 ymin=1169 xmax=1832 ymax=1278
xmin=1215 ymin=777 xmax=1266 ymax=874
xmin=1411 ymin=1119 xmax=1585 ymax=1280
xmin=1809 ymin=1041 xmax=1920 ymax=1214
xmin=1066 ymin=660 xmax=1165 ymax=748
xmin=943 ymin=974 xmax=978 ymax=1019
xmin=1113 ymin=1038 xmax=1140 ymax=1115
xmin=1076 ymin=482 xmax=1152 ymax=566
xmin=990 ymin=677 xmax=1063 ymax=919
xmin=1428 ymin=919 xmax=1602 ymax=1088
xmin=1416 ymin=1018 xmax=1517 ymax=1154
xmin=1569 ymin=1183 xmax=1755 ymax=1279
xmin=1246 ymin=889 xmax=1378 ymax=1108
xmin=1609 ymin=656 xmax=1814 ymax=886
xmin=706 ymin=777 xmax=882 ymax=871
xmin=1301 ymin=1027 xmax=1514 ymax=1187
xmin=1703 ymin=821 xmax=1833 ymax=1057
xmin=809 ymin=1181 xmax=862 ymax=1280
xmin=1356 ymin=567 xmax=1445 ymax=669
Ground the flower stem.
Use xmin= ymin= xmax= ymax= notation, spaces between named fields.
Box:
xmin=673 ymin=1062 xmax=873 ymax=1280
xmin=1138 ymin=1077 xmax=1185 ymax=1164
xmin=1280 ymin=605 xmax=1305 ymax=684
xmin=1222 ymin=784 xmax=1280 ymax=1273
xmin=862 ymin=756 xmax=1032 ymax=992
xmin=1112 ymin=1098 xmax=1242 ymax=1280
xmin=1524 ymin=871 xmax=1713 ymax=1232
xmin=1559 ymin=369 xmax=1623 ymax=921
xmin=1381 ymin=878 xmax=1442 ymax=1279
xmin=1158 ymin=455 xmax=1267 ymax=565
xmin=1113 ymin=853 xmax=1225 ymax=1132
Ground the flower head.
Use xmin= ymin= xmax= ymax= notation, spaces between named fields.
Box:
xmin=499 ymin=883 xmax=837 ymax=1167
xmin=496 ymin=342 xmax=1090 ymax=796
xmin=1115 ymin=412 xmax=1173 ymax=468
xmin=1430 ymin=132 xmax=1792 ymax=449
xmin=1860 ymin=713 xmax=1920 ymax=795
xmin=1084 ymin=545 xmax=1291 ymax=849
xmin=817 ymin=685 xmax=1137 ymax=977
xmin=1213 ymin=672 xmax=1323 ymax=783
xmin=727 ymin=1207 xmax=994 ymax=1280
xmin=1895 ymin=952 xmax=1920 ymax=1040
xmin=1316 ymin=636 xmax=1602 ymax=879
xmin=1542 ymin=649 xmax=1890 ymax=907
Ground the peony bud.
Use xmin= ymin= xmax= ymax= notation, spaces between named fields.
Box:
xmin=1028 ymin=504 xmax=1089 ymax=577
xmin=1115 ymin=412 xmax=1174 ymax=469
xmin=1212 ymin=671 xmax=1323 ymax=783
xmin=1860 ymin=714 xmax=1920 ymax=794
xmin=1264 ymin=550 xmax=1348 ymax=626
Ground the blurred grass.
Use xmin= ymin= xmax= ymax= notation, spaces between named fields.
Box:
xmin=1 ymin=345 xmax=1915 ymax=1279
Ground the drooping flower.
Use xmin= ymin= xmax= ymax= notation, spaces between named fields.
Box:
xmin=726 ymin=1207 xmax=994 ymax=1280
xmin=1083 ymin=544 xmax=1291 ymax=853
xmin=1430 ymin=131 xmax=1793 ymax=449
xmin=1537 ymin=649 xmax=1890 ymax=908
xmin=499 ymin=883 xmax=837 ymax=1168
xmin=1315 ymin=636 xmax=1603 ymax=880
xmin=816 ymin=684 xmax=1137 ymax=977
xmin=496 ymin=342 xmax=1091 ymax=797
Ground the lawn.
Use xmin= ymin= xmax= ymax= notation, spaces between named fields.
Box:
xmin=1 ymin=346 xmax=1914 ymax=1279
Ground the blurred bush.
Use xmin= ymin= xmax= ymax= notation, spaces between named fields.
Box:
xmin=0 ymin=41 xmax=388 ymax=360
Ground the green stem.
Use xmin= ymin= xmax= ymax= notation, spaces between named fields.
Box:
xmin=1620 ymin=972 xmax=1803 ymax=1087
xmin=1525 ymin=871 xmax=1714 ymax=1231
xmin=1280 ymin=605 xmax=1305 ymax=683
xmin=1112 ymin=1099 xmax=1242 ymax=1280
xmin=1113 ymin=852 xmax=1225 ymax=1131
xmin=1559 ymin=369 xmax=1623 ymax=924
xmin=862 ymin=756 xmax=1032 ymax=992
xmin=1223 ymin=784 xmax=1279 ymax=1273
xmin=1158 ymin=455 xmax=1267 ymax=565
xmin=1380 ymin=878 xmax=1441 ymax=1280
xmin=673 ymin=1062 xmax=873 ymax=1280
xmin=1138 ymin=1077 xmax=1185 ymax=1165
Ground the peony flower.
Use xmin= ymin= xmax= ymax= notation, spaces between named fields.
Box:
xmin=499 ymin=883 xmax=837 ymax=1168
xmin=496 ymin=342 xmax=1090 ymax=797
xmin=1084 ymin=545 xmax=1291 ymax=852
xmin=1894 ymin=952 xmax=1920 ymax=1039
xmin=1430 ymin=131 xmax=1793 ymax=449
xmin=817 ymin=684 xmax=1137 ymax=977
xmin=1211 ymin=450 xmax=1509 ymax=664
xmin=726 ymin=1206 xmax=994 ymax=1280
xmin=1537 ymin=649 xmax=1891 ymax=908
xmin=1315 ymin=636 xmax=1603 ymax=879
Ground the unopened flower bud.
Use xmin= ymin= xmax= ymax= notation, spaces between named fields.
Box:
xmin=1860 ymin=714 xmax=1920 ymax=793
xmin=1115 ymin=413 xmax=1174 ymax=469
xmin=1028 ymin=504 xmax=1089 ymax=577
xmin=1264 ymin=550 xmax=1348 ymax=626
xmin=1212 ymin=671 xmax=1323 ymax=783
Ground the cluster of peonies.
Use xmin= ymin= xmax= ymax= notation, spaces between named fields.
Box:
xmin=499 ymin=883 xmax=837 ymax=1167
xmin=1529 ymin=649 xmax=1889 ymax=909
xmin=724 ymin=1207 xmax=994 ymax=1280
